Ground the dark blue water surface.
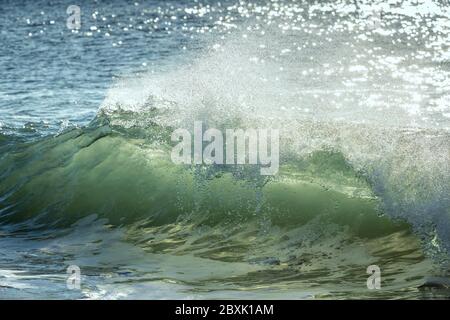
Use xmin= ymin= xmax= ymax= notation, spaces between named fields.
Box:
xmin=0 ymin=0 xmax=219 ymax=134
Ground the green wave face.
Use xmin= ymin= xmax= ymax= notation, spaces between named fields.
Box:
xmin=0 ymin=115 xmax=447 ymax=299
xmin=0 ymin=119 xmax=402 ymax=232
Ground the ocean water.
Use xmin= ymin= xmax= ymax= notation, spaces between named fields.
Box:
xmin=0 ymin=0 xmax=449 ymax=299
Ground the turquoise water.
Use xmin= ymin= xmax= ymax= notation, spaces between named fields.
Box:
xmin=0 ymin=0 xmax=449 ymax=299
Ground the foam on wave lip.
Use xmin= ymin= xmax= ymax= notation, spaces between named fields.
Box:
xmin=97 ymin=90 xmax=450 ymax=262
xmin=100 ymin=0 xmax=450 ymax=130
xmin=96 ymin=0 xmax=450 ymax=262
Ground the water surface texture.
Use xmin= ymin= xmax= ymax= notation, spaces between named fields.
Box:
xmin=0 ymin=0 xmax=450 ymax=299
